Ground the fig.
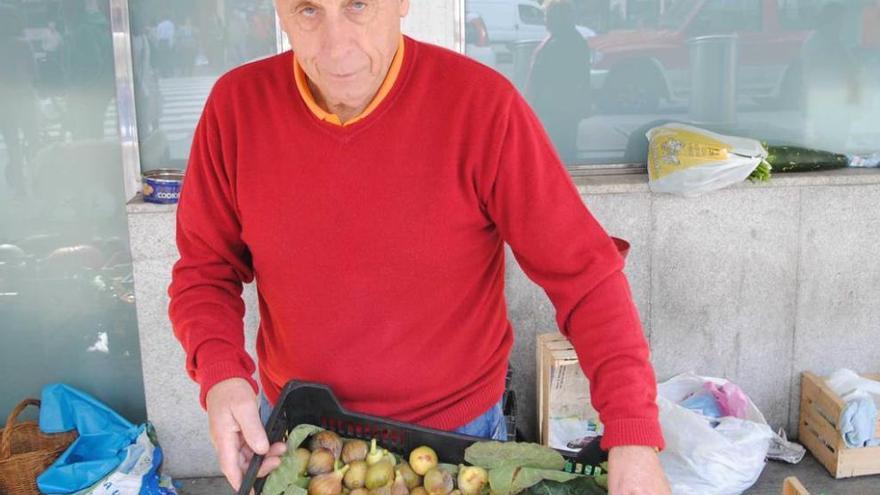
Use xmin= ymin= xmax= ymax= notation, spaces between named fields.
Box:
xmin=351 ymin=490 xmax=370 ymax=495
xmin=365 ymin=460 xmax=395 ymax=489
xmin=368 ymin=483 xmax=392 ymax=495
xmin=410 ymin=488 xmax=429 ymax=495
xmin=366 ymin=439 xmax=386 ymax=465
xmin=422 ymin=468 xmax=453 ymax=495
xmin=382 ymin=451 xmax=398 ymax=466
xmin=391 ymin=470 xmax=410 ymax=495
xmin=456 ymin=466 xmax=488 ymax=495
xmin=294 ymin=448 xmax=312 ymax=476
xmin=396 ymin=462 xmax=421 ymax=489
xmin=450 ymin=491 xmax=462 ymax=495
xmin=308 ymin=448 xmax=336 ymax=476
xmin=310 ymin=431 xmax=344 ymax=459
xmin=408 ymin=446 xmax=438 ymax=476
xmin=343 ymin=439 xmax=370 ymax=463
xmin=308 ymin=463 xmax=350 ymax=495
xmin=344 ymin=461 xmax=369 ymax=490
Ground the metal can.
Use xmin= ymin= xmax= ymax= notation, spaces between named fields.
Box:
xmin=143 ymin=169 xmax=184 ymax=204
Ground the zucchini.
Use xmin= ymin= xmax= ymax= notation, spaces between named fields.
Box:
xmin=748 ymin=144 xmax=849 ymax=182
xmin=764 ymin=144 xmax=848 ymax=173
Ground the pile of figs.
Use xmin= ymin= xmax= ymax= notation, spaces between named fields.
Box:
xmin=301 ymin=431 xmax=488 ymax=495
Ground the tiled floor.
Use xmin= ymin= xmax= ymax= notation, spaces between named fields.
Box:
xmin=175 ymin=453 xmax=880 ymax=494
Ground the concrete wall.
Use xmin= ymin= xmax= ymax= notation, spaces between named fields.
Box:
xmin=126 ymin=0 xmax=880 ymax=477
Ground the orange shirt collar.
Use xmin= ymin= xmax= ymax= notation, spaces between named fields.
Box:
xmin=293 ymin=35 xmax=405 ymax=126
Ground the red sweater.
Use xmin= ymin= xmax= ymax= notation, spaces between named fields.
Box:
xmin=169 ymin=36 xmax=663 ymax=450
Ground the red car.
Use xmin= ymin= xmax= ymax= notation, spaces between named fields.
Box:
xmin=589 ymin=0 xmax=814 ymax=113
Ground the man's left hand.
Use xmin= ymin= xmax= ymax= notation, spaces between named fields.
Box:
xmin=607 ymin=445 xmax=670 ymax=495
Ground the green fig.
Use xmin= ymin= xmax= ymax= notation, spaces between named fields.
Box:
xmin=342 ymin=439 xmax=370 ymax=464
xmin=408 ymin=446 xmax=438 ymax=476
xmin=450 ymin=491 xmax=461 ymax=495
xmin=382 ymin=451 xmax=398 ymax=466
xmin=410 ymin=488 xmax=428 ymax=495
xmin=344 ymin=461 xmax=369 ymax=490
xmin=310 ymin=431 xmax=344 ymax=459
xmin=308 ymin=463 xmax=350 ymax=495
xmin=396 ymin=462 xmax=421 ymax=489
xmin=308 ymin=448 xmax=336 ymax=476
xmin=365 ymin=460 xmax=395 ymax=490
xmin=456 ymin=466 xmax=488 ymax=495
xmin=422 ymin=468 xmax=453 ymax=495
xmin=366 ymin=439 xmax=386 ymax=465
xmin=391 ymin=470 xmax=410 ymax=495
xmin=294 ymin=448 xmax=312 ymax=476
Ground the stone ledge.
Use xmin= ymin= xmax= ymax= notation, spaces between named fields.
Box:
xmin=126 ymin=169 xmax=880 ymax=215
xmin=573 ymin=168 xmax=880 ymax=195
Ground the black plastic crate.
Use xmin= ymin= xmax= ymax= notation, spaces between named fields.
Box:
xmin=239 ymin=380 xmax=606 ymax=495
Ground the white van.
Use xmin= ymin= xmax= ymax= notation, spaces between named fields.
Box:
xmin=468 ymin=0 xmax=595 ymax=65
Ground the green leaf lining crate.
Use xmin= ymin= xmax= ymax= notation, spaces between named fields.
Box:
xmin=798 ymin=371 xmax=880 ymax=478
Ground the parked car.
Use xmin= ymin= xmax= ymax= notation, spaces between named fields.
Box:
xmin=588 ymin=0 xmax=815 ymax=113
xmin=468 ymin=0 xmax=596 ymax=65
xmin=465 ymin=11 xmax=497 ymax=68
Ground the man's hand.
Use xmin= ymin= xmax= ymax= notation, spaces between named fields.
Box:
xmin=607 ymin=445 xmax=670 ymax=495
xmin=206 ymin=378 xmax=287 ymax=492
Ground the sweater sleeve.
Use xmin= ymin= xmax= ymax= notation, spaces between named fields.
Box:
xmin=168 ymin=89 xmax=258 ymax=408
xmin=481 ymin=91 xmax=664 ymax=450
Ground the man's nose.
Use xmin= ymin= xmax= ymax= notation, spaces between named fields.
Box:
xmin=320 ymin=16 xmax=356 ymax=63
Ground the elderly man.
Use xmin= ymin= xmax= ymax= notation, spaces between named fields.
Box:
xmin=168 ymin=1 xmax=670 ymax=494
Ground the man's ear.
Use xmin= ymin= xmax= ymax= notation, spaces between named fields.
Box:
xmin=399 ymin=0 xmax=410 ymax=18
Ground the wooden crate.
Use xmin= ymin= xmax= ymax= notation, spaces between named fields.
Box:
xmin=798 ymin=371 xmax=880 ymax=478
xmin=781 ymin=477 xmax=809 ymax=495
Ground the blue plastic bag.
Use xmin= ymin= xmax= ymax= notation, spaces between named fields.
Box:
xmin=35 ymin=384 xmax=176 ymax=495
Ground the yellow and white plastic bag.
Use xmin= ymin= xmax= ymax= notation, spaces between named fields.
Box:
xmin=647 ymin=123 xmax=767 ymax=197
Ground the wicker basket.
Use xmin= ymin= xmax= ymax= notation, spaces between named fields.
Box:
xmin=0 ymin=399 xmax=77 ymax=495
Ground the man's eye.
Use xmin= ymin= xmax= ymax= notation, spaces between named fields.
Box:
xmin=301 ymin=6 xmax=317 ymax=17
xmin=350 ymin=2 xmax=367 ymax=12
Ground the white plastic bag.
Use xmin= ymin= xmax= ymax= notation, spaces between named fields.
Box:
xmin=658 ymin=373 xmax=775 ymax=495
xmin=647 ymin=124 xmax=767 ymax=197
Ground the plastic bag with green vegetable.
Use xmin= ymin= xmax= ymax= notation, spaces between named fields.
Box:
xmin=646 ymin=123 xmax=768 ymax=197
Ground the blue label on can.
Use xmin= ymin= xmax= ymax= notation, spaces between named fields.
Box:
xmin=143 ymin=173 xmax=183 ymax=204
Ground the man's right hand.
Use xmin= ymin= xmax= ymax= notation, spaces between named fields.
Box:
xmin=206 ymin=378 xmax=287 ymax=493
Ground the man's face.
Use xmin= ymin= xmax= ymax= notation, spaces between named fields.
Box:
xmin=276 ymin=0 xmax=409 ymax=109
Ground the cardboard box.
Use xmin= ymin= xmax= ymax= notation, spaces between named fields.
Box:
xmin=536 ymin=333 xmax=602 ymax=454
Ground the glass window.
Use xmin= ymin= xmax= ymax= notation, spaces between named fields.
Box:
xmin=688 ymin=0 xmax=763 ymax=34
xmin=520 ymin=4 xmax=547 ymax=25
xmin=130 ymin=0 xmax=278 ymax=171
xmin=1 ymin=0 xmax=145 ymax=422
xmin=465 ymin=0 xmax=880 ymax=168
